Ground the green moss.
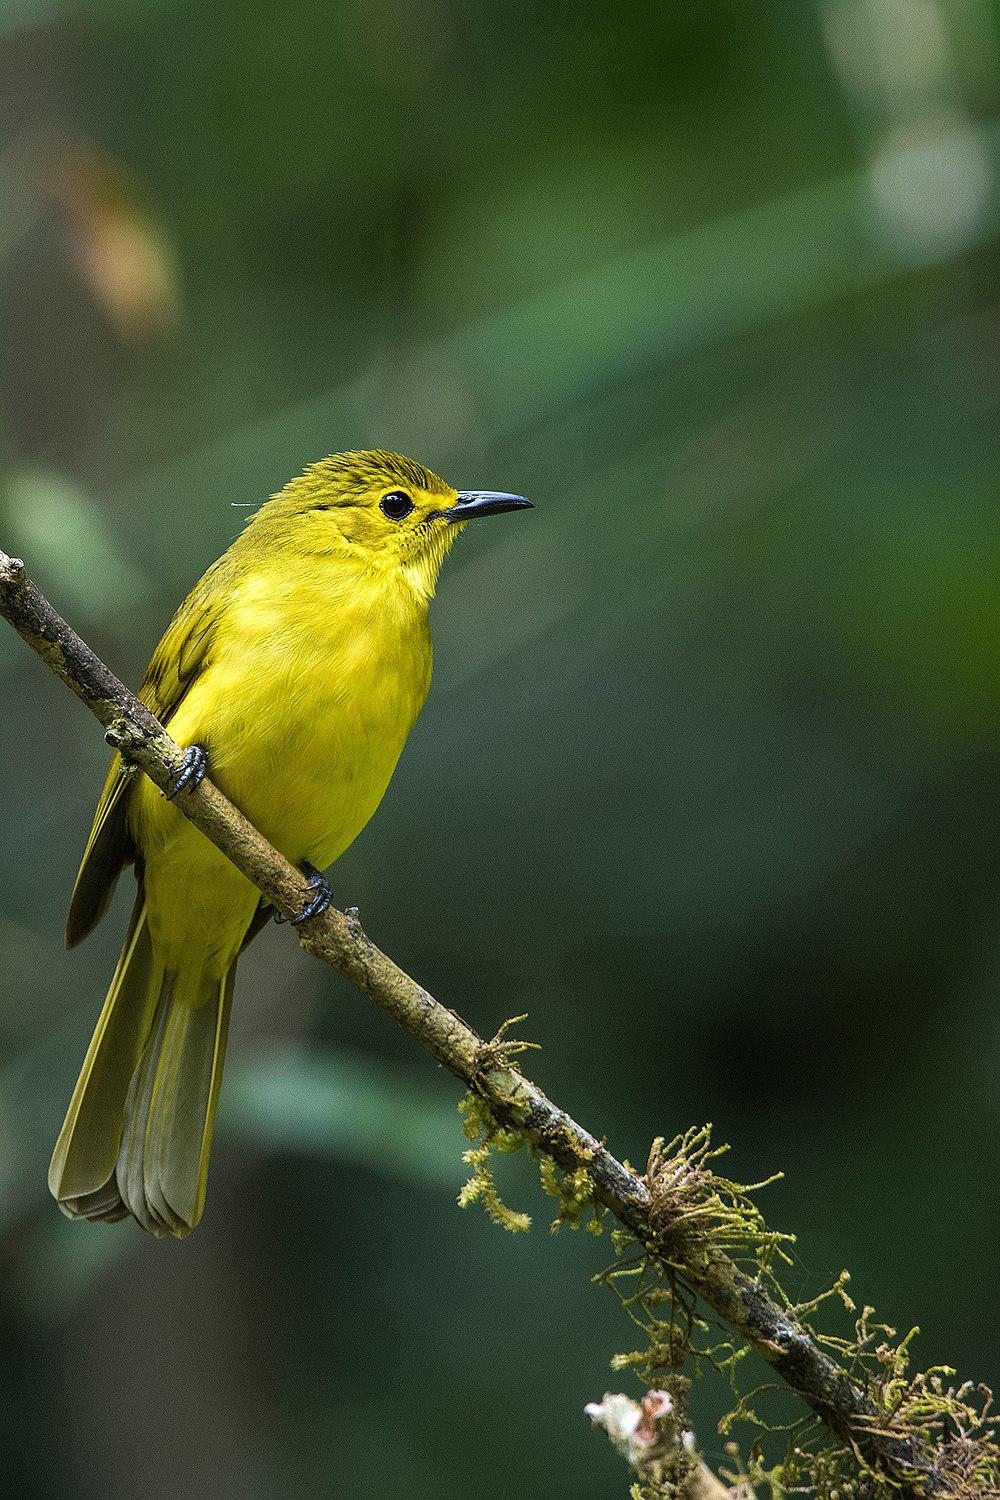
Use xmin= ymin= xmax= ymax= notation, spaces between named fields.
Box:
xmin=596 ymin=1126 xmax=1000 ymax=1498
xmin=535 ymin=1150 xmax=604 ymax=1234
xmin=644 ymin=1125 xmax=794 ymax=1273
xmin=456 ymin=1066 xmax=999 ymax=1497
xmin=456 ymin=1094 xmax=531 ymax=1233
xmin=716 ymin=1303 xmax=1000 ymax=1496
xmin=458 ymin=1016 xmax=608 ymax=1238
xmin=471 ymin=1012 xmax=540 ymax=1091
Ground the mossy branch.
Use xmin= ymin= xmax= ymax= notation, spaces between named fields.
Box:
xmin=0 ymin=545 xmax=987 ymax=1496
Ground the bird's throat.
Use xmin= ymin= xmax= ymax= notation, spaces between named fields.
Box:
xmin=400 ymin=524 xmax=458 ymax=603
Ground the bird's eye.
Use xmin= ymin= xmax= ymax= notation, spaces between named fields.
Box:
xmin=380 ymin=490 xmax=414 ymax=521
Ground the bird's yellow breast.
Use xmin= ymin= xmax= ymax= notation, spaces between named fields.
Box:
xmin=132 ymin=561 xmax=432 ymax=897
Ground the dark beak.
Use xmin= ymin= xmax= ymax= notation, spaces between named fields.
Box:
xmin=438 ymin=491 xmax=533 ymax=523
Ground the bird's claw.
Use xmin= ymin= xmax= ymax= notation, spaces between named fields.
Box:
xmin=274 ymin=863 xmax=333 ymax=927
xmin=292 ymin=881 xmax=333 ymax=926
xmin=164 ymin=745 xmax=208 ymax=800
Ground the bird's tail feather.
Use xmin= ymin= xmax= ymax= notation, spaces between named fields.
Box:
xmin=49 ymin=890 xmax=235 ymax=1238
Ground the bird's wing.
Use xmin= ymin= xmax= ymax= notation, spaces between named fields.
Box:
xmin=65 ymin=564 xmax=223 ymax=948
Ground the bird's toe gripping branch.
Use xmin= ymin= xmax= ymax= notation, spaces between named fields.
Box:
xmin=164 ymin=744 xmax=209 ymax=800
xmin=274 ymin=862 xmax=333 ymax=927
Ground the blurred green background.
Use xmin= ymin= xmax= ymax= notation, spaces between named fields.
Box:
xmin=1 ymin=0 xmax=999 ymax=1494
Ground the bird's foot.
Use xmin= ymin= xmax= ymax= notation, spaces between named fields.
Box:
xmin=164 ymin=744 xmax=208 ymax=800
xmin=274 ymin=863 xmax=333 ymax=927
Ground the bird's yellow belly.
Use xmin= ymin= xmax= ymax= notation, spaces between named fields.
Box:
xmin=219 ymin=655 xmax=425 ymax=871
xmin=131 ymin=596 xmax=430 ymax=967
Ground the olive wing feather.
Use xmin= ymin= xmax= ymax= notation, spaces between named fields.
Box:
xmin=65 ymin=565 xmax=223 ymax=948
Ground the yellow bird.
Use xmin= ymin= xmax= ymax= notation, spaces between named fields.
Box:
xmin=50 ymin=450 xmax=531 ymax=1238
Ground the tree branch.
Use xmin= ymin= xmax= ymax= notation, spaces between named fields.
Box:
xmin=586 ymin=1389 xmax=736 ymax=1498
xmin=0 ymin=547 xmax=955 ymax=1495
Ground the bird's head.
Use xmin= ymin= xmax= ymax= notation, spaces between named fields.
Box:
xmin=252 ymin=450 xmax=532 ymax=601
